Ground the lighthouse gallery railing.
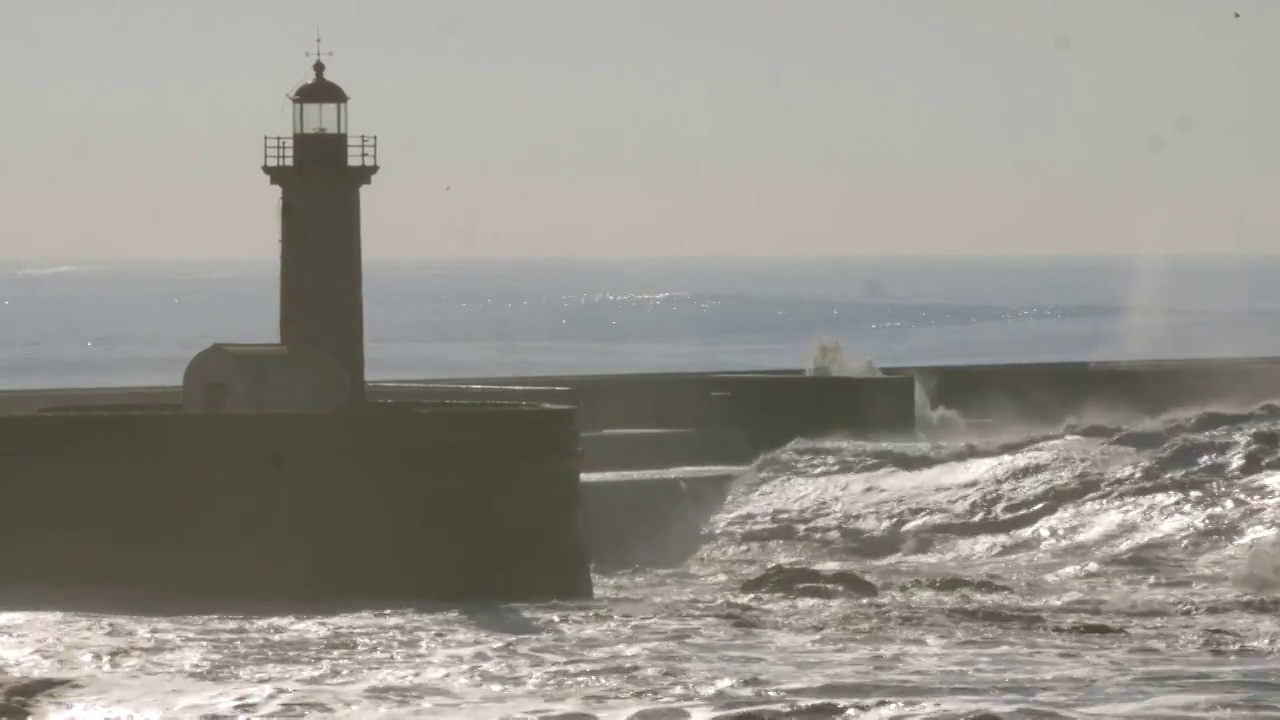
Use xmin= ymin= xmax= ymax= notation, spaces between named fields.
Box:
xmin=263 ymin=136 xmax=378 ymax=168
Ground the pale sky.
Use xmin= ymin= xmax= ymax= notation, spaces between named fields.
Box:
xmin=0 ymin=0 xmax=1274 ymax=259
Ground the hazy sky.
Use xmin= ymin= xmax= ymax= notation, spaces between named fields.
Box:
xmin=1 ymin=0 xmax=1274 ymax=258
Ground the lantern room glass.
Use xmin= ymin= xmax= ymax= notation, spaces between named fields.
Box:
xmin=294 ymin=102 xmax=347 ymax=135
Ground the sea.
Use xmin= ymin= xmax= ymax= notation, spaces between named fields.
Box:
xmin=4 ymin=255 xmax=1280 ymax=718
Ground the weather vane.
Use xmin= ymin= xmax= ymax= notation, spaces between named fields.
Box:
xmin=305 ymin=27 xmax=333 ymax=62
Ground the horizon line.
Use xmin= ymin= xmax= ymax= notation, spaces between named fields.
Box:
xmin=5 ymin=251 xmax=1280 ymax=264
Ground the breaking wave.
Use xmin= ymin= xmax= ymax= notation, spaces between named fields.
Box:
xmin=713 ymin=403 xmax=1280 ymax=583
xmin=675 ymin=402 xmax=1280 ymax=716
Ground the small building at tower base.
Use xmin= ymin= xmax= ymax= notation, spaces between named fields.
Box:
xmin=183 ymin=343 xmax=350 ymax=413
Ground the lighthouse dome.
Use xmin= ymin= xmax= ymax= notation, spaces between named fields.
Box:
xmin=291 ymin=60 xmax=349 ymax=103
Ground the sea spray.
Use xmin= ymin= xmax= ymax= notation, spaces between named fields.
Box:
xmin=805 ymin=336 xmax=965 ymax=437
xmin=806 ymin=336 xmax=880 ymax=378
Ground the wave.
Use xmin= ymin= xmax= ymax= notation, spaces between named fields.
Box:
xmin=706 ymin=403 xmax=1280 ymax=593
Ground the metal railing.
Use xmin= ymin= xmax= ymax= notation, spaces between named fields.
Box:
xmin=263 ymin=136 xmax=293 ymax=167
xmin=263 ymin=135 xmax=378 ymax=168
xmin=348 ymin=135 xmax=378 ymax=167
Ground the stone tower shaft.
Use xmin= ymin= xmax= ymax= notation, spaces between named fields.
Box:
xmin=262 ymin=59 xmax=377 ymax=405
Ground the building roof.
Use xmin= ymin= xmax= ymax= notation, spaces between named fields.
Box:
xmin=194 ymin=343 xmax=349 ymax=384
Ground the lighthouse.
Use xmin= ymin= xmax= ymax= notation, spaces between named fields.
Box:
xmin=263 ymin=47 xmax=378 ymax=406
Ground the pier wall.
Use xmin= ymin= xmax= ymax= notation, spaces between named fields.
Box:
xmin=397 ymin=373 xmax=741 ymax=431
xmin=0 ymin=402 xmax=591 ymax=607
xmin=404 ymin=357 xmax=1280 ymax=431
xmin=0 ymin=372 xmax=913 ymax=448
xmin=897 ymin=358 xmax=1280 ymax=429
xmin=707 ymin=373 xmax=916 ymax=451
xmin=11 ymin=357 xmax=1280 ymax=437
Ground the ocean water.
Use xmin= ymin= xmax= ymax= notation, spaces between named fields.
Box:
xmin=5 ymin=256 xmax=1280 ymax=717
xmin=5 ymin=255 xmax=1280 ymax=388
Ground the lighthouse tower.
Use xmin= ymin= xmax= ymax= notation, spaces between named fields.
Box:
xmin=263 ymin=45 xmax=378 ymax=406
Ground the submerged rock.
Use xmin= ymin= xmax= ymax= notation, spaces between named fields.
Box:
xmin=740 ymin=565 xmax=878 ymax=598
xmin=628 ymin=709 xmax=693 ymax=720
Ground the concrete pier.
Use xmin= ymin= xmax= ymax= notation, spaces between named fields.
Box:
xmin=0 ymin=401 xmax=592 ymax=606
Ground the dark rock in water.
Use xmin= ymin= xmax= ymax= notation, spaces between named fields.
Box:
xmin=902 ymin=576 xmax=1014 ymax=594
xmin=629 ymin=709 xmax=693 ymax=720
xmin=963 ymin=714 xmax=1005 ymax=720
xmin=0 ymin=676 xmax=76 ymax=719
xmin=740 ymin=565 xmax=878 ymax=598
xmin=739 ymin=566 xmax=823 ymax=592
xmin=1053 ymin=622 xmax=1128 ymax=635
